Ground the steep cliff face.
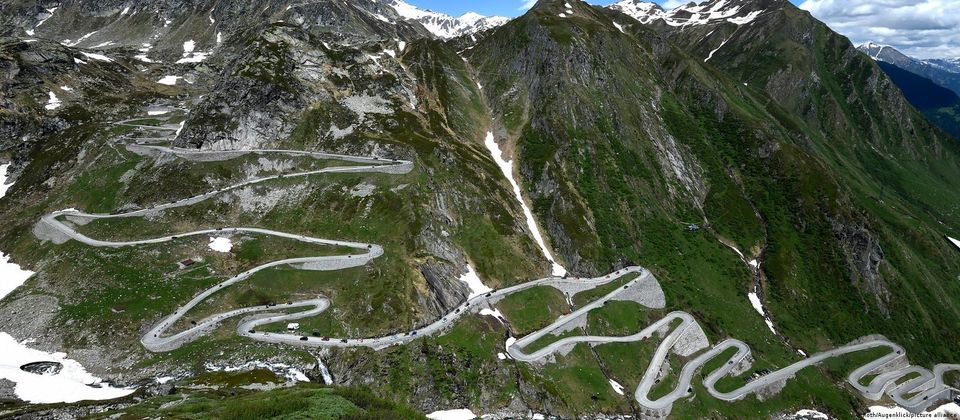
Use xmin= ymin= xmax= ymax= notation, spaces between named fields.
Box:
xmin=637 ymin=0 xmax=960 ymax=362
xmin=2 ymin=0 xmax=432 ymax=60
xmin=468 ymin=0 xmax=709 ymax=276
xmin=464 ymin=0 xmax=960 ymax=367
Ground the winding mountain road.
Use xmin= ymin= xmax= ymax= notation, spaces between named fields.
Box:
xmin=37 ymin=111 xmax=959 ymax=415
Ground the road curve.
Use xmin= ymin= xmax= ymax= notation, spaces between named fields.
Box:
xmin=41 ymin=111 xmax=959 ymax=415
xmin=506 ymin=276 xmax=959 ymax=415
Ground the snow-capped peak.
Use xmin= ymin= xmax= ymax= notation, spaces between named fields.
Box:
xmin=609 ymin=1 xmax=663 ymax=24
xmin=856 ymin=42 xmax=914 ymax=64
xmin=389 ymin=0 xmax=509 ymax=39
xmin=860 ymin=41 xmax=890 ymax=50
xmin=611 ymin=0 xmax=766 ymax=27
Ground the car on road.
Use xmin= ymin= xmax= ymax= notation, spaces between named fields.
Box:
xmin=321 ymin=337 xmax=330 ymax=341
xmin=299 ymin=336 xmax=308 ymax=341
xmin=340 ymin=339 xmax=348 ymax=343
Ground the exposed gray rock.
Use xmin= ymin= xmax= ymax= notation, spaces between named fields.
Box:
xmin=832 ymin=219 xmax=889 ymax=314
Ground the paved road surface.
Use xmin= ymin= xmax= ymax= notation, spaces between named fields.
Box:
xmin=40 ymin=111 xmax=959 ymax=415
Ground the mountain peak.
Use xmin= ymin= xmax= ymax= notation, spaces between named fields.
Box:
xmin=389 ymin=0 xmax=508 ymax=38
xmin=856 ymin=42 xmax=912 ymax=63
xmin=611 ymin=0 xmax=776 ymax=27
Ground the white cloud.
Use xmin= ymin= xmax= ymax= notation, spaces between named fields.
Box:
xmin=799 ymin=0 xmax=960 ymax=58
xmin=520 ymin=0 xmax=537 ymax=10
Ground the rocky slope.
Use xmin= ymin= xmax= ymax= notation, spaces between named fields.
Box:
xmin=874 ymin=61 xmax=960 ymax=138
xmin=1 ymin=0 xmax=959 ymax=418
xmin=615 ymin=0 xmax=960 ymax=363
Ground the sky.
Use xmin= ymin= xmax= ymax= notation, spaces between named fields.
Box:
xmin=404 ymin=0 xmax=960 ymax=59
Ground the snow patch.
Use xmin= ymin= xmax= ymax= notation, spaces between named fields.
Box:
xmin=44 ymin=92 xmax=61 ymax=110
xmin=483 ymin=132 xmax=566 ymax=276
xmin=705 ymin=36 xmax=732 ymax=62
xmin=748 ymin=291 xmax=777 ymax=334
xmin=0 ymin=333 xmax=135 ymax=403
xmin=35 ymin=7 xmax=58 ymax=29
xmin=65 ymin=31 xmax=97 ymax=47
xmin=0 ymin=164 xmax=13 ymax=200
xmin=176 ymin=52 xmax=210 ymax=64
xmin=479 ymin=308 xmax=505 ymax=323
xmin=0 ymin=252 xmax=33 ymax=301
xmin=157 ymin=75 xmax=181 ymax=85
xmin=949 ymin=236 xmax=960 ymax=250
xmin=459 ymin=264 xmax=491 ymax=298
xmin=426 ymin=408 xmax=478 ymax=420
xmin=793 ymin=409 xmax=828 ymax=419
xmin=208 ymin=237 xmax=232 ymax=253
xmin=80 ymin=52 xmax=113 ymax=62
xmin=175 ymin=40 xmax=210 ymax=63
xmin=728 ymin=10 xmax=762 ymax=25
xmin=609 ymin=379 xmax=625 ymax=395
xmin=1 ymin=164 xmax=34 ymax=299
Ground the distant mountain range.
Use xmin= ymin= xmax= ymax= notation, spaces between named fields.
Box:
xmin=388 ymin=0 xmax=509 ymax=38
xmin=858 ymin=42 xmax=960 ymax=96
xmin=610 ymin=0 xmax=768 ymax=26
xmin=858 ymin=42 xmax=960 ymax=138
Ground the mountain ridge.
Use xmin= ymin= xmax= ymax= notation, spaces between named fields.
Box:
xmin=858 ymin=41 xmax=960 ymax=96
